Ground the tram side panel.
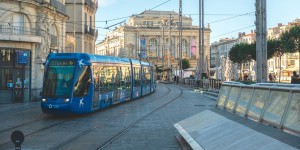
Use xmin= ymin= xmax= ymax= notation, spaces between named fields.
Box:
xmin=150 ymin=65 xmax=156 ymax=92
xmin=141 ymin=64 xmax=151 ymax=96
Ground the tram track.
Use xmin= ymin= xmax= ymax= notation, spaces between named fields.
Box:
xmin=0 ymin=117 xmax=73 ymax=146
xmin=50 ymin=85 xmax=173 ymax=150
xmin=97 ymin=87 xmax=183 ymax=150
xmin=0 ymin=85 xmax=172 ymax=149
xmin=50 ymin=86 xmax=182 ymax=150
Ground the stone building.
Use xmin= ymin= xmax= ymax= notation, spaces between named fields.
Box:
xmin=65 ymin=0 xmax=98 ymax=54
xmin=210 ymin=31 xmax=256 ymax=81
xmin=210 ymin=38 xmax=238 ymax=80
xmin=96 ymin=10 xmax=211 ymax=71
xmin=0 ymin=0 xmax=68 ymax=103
xmin=267 ymin=19 xmax=300 ymax=82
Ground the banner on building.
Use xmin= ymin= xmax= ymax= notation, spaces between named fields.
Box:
xmin=140 ymin=38 xmax=147 ymax=59
xmin=191 ymin=39 xmax=197 ymax=58
xmin=18 ymin=51 xmax=29 ymax=65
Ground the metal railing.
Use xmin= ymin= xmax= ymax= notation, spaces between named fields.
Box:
xmin=84 ymin=25 xmax=96 ymax=36
xmin=84 ymin=0 xmax=97 ymax=10
xmin=50 ymin=0 xmax=67 ymax=15
xmin=0 ymin=24 xmax=40 ymax=36
xmin=95 ymin=29 xmax=98 ymax=39
xmin=177 ymin=78 xmax=222 ymax=92
xmin=217 ymin=82 xmax=300 ymax=135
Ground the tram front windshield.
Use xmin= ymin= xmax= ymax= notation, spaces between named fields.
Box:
xmin=43 ymin=59 xmax=76 ymax=98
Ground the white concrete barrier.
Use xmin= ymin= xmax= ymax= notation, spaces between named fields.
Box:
xmin=217 ymin=82 xmax=300 ymax=134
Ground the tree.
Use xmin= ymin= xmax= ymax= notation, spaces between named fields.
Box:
xmin=281 ymin=25 xmax=300 ymax=73
xmin=267 ymin=39 xmax=286 ymax=82
xmin=178 ymin=58 xmax=190 ymax=70
xmin=229 ymin=43 xmax=254 ymax=79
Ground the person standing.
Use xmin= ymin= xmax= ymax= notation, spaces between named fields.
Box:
xmin=269 ymin=73 xmax=273 ymax=82
xmin=291 ymin=71 xmax=299 ymax=84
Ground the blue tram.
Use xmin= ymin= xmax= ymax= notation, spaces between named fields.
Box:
xmin=41 ymin=53 xmax=156 ymax=114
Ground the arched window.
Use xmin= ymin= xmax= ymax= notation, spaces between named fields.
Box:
xmin=1 ymin=13 xmax=30 ymax=35
xmin=148 ymin=38 xmax=157 ymax=58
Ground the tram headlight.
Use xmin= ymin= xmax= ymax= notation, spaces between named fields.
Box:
xmin=63 ymin=99 xmax=70 ymax=103
xmin=42 ymin=98 xmax=47 ymax=102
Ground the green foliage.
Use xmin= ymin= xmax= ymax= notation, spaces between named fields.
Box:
xmin=267 ymin=39 xmax=285 ymax=58
xmin=229 ymin=43 xmax=254 ymax=64
xmin=178 ymin=58 xmax=190 ymax=70
xmin=281 ymin=25 xmax=300 ymax=53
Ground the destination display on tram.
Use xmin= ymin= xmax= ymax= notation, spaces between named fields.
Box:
xmin=49 ymin=59 xmax=76 ymax=66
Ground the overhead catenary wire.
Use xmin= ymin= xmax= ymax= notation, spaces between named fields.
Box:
xmin=0 ymin=1 xmax=256 ymax=47
xmin=211 ymin=25 xmax=255 ymax=39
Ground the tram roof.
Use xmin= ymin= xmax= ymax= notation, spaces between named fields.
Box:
xmin=46 ymin=53 xmax=151 ymax=66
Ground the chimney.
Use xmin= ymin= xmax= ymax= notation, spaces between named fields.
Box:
xmin=238 ymin=32 xmax=242 ymax=38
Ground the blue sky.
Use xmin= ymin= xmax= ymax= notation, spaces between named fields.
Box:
xmin=96 ymin=0 xmax=300 ymax=43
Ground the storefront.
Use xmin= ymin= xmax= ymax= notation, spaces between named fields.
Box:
xmin=0 ymin=49 xmax=31 ymax=103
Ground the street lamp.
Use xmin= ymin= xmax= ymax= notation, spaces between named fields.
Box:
xmin=220 ymin=55 xmax=225 ymax=81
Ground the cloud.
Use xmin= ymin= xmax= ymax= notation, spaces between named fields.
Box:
xmin=98 ymin=0 xmax=117 ymax=7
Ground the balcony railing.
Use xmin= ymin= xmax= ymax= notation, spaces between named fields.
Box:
xmin=84 ymin=25 xmax=97 ymax=37
xmin=84 ymin=0 xmax=97 ymax=10
xmin=95 ymin=29 xmax=98 ymax=39
xmin=0 ymin=24 xmax=40 ymax=36
xmin=50 ymin=0 xmax=67 ymax=15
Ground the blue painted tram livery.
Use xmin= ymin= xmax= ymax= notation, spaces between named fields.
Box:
xmin=41 ymin=53 xmax=156 ymax=114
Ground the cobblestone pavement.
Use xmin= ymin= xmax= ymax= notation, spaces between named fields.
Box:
xmin=1 ymin=83 xmax=299 ymax=150
xmin=103 ymin=83 xmax=216 ymax=150
xmin=0 ymin=83 xmax=215 ymax=150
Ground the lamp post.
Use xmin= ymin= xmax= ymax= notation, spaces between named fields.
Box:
xmin=220 ymin=55 xmax=224 ymax=81
xmin=161 ymin=19 xmax=167 ymax=67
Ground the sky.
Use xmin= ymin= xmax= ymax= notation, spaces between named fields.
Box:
xmin=95 ymin=0 xmax=300 ymax=44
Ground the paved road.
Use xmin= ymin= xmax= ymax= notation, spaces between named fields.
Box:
xmin=0 ymin=83 xmax=215 ymax=150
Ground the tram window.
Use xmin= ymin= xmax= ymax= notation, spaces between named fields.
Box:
xmin=143 ymin=67 xmax=151 ymax=86
xmin=93 ymin=66 xmax=100 ymax=90
xmin=107 ymin=66 xmax=116 ymax=92
xmin=100 ymin=66 xmax=107 ymax=93
xmin=134 ymin=67 xmax=141 ymax=87
xmin=73 ymin=66 xmax=91 ymax=97
xmin=115 ymin=67 xmax=122 ymax=90
xmin=124 ymin=67 xmax=131 ymax=89
xmin=120 ymin=67 xmax=126 ymax=90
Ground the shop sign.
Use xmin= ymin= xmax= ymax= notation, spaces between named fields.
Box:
xmin=18 ymin=51 xmax=29 ymax=65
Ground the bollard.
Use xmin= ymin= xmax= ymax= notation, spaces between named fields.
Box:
xmin=11 ymin=130 xmax=24 ymax=150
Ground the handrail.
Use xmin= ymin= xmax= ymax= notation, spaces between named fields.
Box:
xmin=222 ymin=82 xmax=300 ymax=91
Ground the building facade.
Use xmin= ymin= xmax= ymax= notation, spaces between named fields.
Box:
xmin=267 ymin=19 xmax=300 ymax=82
xmin=210 ymin=38 xmax=238 ymax=80
xmin=65 ymin=0 xmax=98 ymax=54
xmin=96 ymin=10 xmax=211 ymax=71
xmin=210 ymin=31 xmax=256 ymax=81
xmin=0 ymin=0 xmax=68 ymax=103
xmin=210 ymin=19 xmax=300 ymax=82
